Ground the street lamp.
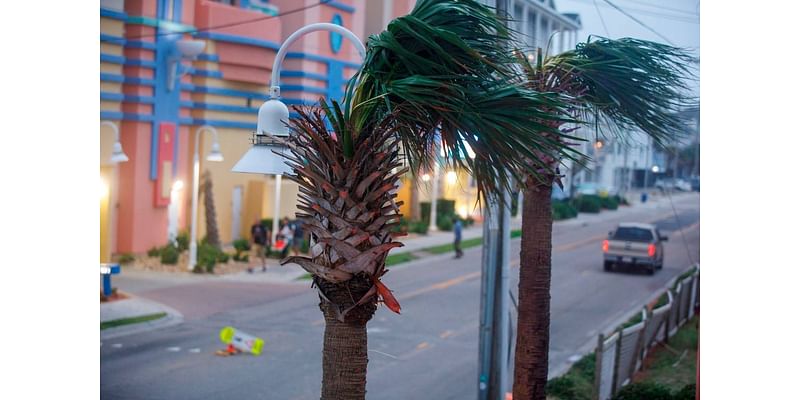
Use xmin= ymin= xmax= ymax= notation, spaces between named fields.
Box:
xmin=101 ymin=120 xmax=129 ymax=163
xmin=188 ymin=125 xmax=224 ymax=271
xmin=232 ymin=22 xmax=366 ymax=244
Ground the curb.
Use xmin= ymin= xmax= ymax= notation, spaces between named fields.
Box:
xmin=100 ymin=300 xmax=184 ymax=340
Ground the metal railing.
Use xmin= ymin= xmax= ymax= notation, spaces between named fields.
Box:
xmin=592 ymin=264 xmax=700 ymax=400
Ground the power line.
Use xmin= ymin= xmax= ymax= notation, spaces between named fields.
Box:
xmin=601 ymin=0 xmax=676 ymax=45
xmin=125 ymin=1 xmax=326 ymax=40
xmin=593 ymin=0 xmax=611 ymax=36
xmin=569 ymin=0 xmax=699 ymax=24
xmin=617 ymin=0 xmax=699 ymax=17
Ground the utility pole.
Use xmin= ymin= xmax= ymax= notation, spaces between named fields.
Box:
xmin=478 ymin=0 xmax=512 ymax=399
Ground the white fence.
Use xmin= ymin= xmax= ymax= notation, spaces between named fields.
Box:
xmin=592 ymin=265 xmax=700 ymax=400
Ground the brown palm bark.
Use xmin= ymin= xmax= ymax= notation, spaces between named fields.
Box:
xmin=318 ymin=275 xmax=376 ymax=400
xmin=200 ymin=170 xmax=221 ymax=249
xmin=513 ymin=180 xmax=553 ymax=400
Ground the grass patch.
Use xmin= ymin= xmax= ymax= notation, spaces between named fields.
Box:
xmin=386 ymin=252 xmax=417 ymax=266
xmin=101 ymin=312 xmax=167 ymax=330
xmin=423 ymin=237 xmax=483 ymax=254
xmin=546 ymin=352 xmax=595 ymax=400
xmin=634 ymin=316 xmax=698 ymax=392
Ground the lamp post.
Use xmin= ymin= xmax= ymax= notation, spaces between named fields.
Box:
xmin=232 ymin=23 xmax=366 ymax=245
xmin=101 ymin=120 xmax=129 ymax=163
xmin=188 ymin=125 xmax=224 ymax=271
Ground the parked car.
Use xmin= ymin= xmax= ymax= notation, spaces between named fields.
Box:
xmin=674 ymin=178 xmax=692 ymax=191
xmin=602 ymin=223 xmax=667 ymax=275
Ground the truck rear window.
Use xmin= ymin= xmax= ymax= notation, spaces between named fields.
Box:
xmin=613 ymin=227 xmax=654 ymax=242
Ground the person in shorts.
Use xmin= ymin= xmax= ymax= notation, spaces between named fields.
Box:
xmin=250 ymin=219 xmax=268 ymax=273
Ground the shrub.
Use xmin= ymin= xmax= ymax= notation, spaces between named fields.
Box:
xmin=546 ymin=375 xmax=590 ymax=400
xmin=197 ymin=242 xmax=223 ymax=274
xmin=175 ymin=231 xmax=190 ymax=252
xmin=408 ymin=220 xmax=429 ymax=234
xmin=673 ymin=384 xmax=696 ymax=400
xmin=160 ymin=244 xmax=179 ymax=265
xmin=232 ymin=253 xmax=250 ymax=262
xmin=552 ymin=200 xmax=578 ymax=220
xmin=421 ymin=199 xmax=457 ymax=225
xmin=217 ymin=252 xmax=230 ymax=263
xmin=116 ymin=252 xmax=136 ymax=265
xmin=437 ymin=214 xmax=454 ymax=231
xmin=260 ymin=218 xmax=273 ymax=231
xmin=600 ymin=196 xmax=619 ymax=210
xmin=147 ymin=246 xmax=161 ymax=258
xmin=390 ymin=217 xmax=410 ymax=235
xmin=572 ymin=195 xmax=602 ymax=213
xmin=465 ymin=216 xmax=475 ymax=227
xmin=611 ymin=382 xmax=674 ymax=400
xmin=233 ymin=238 xmax=251 ymax=252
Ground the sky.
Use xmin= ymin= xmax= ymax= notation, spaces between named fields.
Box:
xmin=555 ymin=0 xmax=700 ymax=95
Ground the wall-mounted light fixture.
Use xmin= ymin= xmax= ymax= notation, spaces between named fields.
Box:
xmin=167 ymin=40 xmax=206 ymax=91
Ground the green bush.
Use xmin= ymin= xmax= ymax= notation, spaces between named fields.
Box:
xmin=160 ymin=244 xmax=179 ymax=265
xmin=147 ymin=246 xmax=161 ymax=258
xmin=546 ymin=375 xmax=590 ymax=400
xmin=611 ymin=382 xmax=674 ymax=400
xmin=232 ymin=253 xmax=250 ymax=262
xmin=217 ymin=252 xmax=230 ymax=263
xmin=197 ymin=242 xmax=223 ymax=273
xmin=464 ymin=216 xmax=475 ymax=227
xmin=437 ymin=214 xmax=454 ymax=231
xmin=233 ymin=238 xmax=251 ymax=252
xmin=421 ymin=199 xmax=457 ymax=225
xmin=572 ymin=195 xmax=602 ymax=213
xmin=552 ymin=200 xmax=578 ymax=220
xmin=408 ymin=220 xmax=429 ymax=234
xmin=175 ymin=231 xmax=190 ymax=252
xmin=600 ymin=196 xmax=619 ymax=210
xmin=390 ymin=217 xmax=410 ymax=235
xmin=260 ymin=218 xmax=273 ymax=231
xmin=673 ymin=384 xmax=696 ymax=400
xmin=116 ymin=252 xmax=136 ymax=265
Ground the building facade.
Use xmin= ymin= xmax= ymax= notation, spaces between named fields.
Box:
xmin=99 ymin=0 xmax=579 ymax=260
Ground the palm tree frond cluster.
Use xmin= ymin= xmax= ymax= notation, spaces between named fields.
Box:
xmin=281 ymin=106 xmax=405 ymax=321
xmin=346 ymin=0 xmax=580 ymax=202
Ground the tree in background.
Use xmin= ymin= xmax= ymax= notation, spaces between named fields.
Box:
xmin=512 ymin=38 xmax=695 ymax=399
xmin=200 ymin=170 xmax=221 ymax=249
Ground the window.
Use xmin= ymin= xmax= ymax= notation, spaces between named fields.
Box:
xmin=613 ymin=227 xmax=654 ymax=242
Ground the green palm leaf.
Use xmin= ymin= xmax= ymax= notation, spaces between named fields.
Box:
xmin=339 ymin=0 xmax=577 ymax=203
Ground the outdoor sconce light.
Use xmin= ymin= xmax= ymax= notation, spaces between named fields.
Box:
xmin=101 ymin=120 xmax=129 ymax=163
xmin=232 ymin=23 xmax=366 ymax=177
xmin=167 ymin=39 xmax=206 ymax=91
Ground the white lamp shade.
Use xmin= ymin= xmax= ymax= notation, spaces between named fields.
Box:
xmin=231 ymin=144 xmax=293 ymax=175
xmin=206 ymin=142 xmax=224 ymax=162
xmin=257 ymin=99 xmax=290 ymax=136
xmin=110 ymin=142 xmax=129 ymax=163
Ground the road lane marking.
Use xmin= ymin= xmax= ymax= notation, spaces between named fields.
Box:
xmin=112 ymin=343 xmax=123 ymax=348
xmin=398 ymin=271 xmax=482 ymax=301
xmin=189 ymin=348 xmax=201 ymax=353
xmin=439 ymin=330 xmax=455 ymax=339
xmin=416 ymin=341 xmax=429 ymax=350
xmin=166 ymin=347 xmax=181 ymax=352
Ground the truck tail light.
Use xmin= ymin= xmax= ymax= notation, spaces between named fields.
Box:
xmin=602 ymin=240 xmax=609 ymax=253
xmin=648 ymin=244 xmax=656 ymax=257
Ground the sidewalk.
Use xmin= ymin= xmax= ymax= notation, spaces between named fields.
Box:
xmin=101 ymin=190 xmax=696 ymax=338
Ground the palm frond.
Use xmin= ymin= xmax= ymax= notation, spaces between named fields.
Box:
xmin=341 ymin=0 xmax=577 ymax=203
xmin=535 ymin=37 xmax=697 ymax=147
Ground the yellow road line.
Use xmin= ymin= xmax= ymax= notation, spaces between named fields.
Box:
xmin=398 ymin=271 xmax=482 ymax=301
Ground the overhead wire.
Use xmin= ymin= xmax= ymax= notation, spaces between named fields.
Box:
xmin=593 ymin=0 xmax=611 ymax=36
xmin=601 ymin=0 xmax=676 ymax=44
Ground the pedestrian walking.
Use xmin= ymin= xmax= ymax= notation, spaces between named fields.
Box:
xmin=250 ymin=219 xmax=268 ymax=273
xmin=291 ymin=219 xmax=305 ymax=256
xmin=279 ymin=217 xmax=294 ymax=259
xmin=453 ymin=217 xmax=464 ymax=259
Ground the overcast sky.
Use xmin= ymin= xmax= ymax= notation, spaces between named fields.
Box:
xmin=556 ymin=0 xmax=700 ymax=95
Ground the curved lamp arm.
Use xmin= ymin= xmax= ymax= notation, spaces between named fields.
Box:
xmin=269 ymin=23 xmax=366 ymax=99
xmin=193 ymin=125 xmax=220 ymax=160
xmin=101 ymin=120 xmax=120 ymax=142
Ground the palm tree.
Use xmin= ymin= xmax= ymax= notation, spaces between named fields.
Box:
xmin=278 ymin=1 xmax=578 ymax=398
xmin=200 ymin=170 xmax=221 ymax=248
xmin=511 ymin=38 xmax=695 ymax=399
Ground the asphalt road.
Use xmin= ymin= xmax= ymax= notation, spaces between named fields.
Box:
xmin=101 ymin=193 xmax=700 ymax=400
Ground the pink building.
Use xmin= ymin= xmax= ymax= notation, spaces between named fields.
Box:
xmin=100 ymin=0 xmax=416 ymax=259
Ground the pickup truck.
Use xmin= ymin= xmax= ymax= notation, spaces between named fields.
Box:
xmin=603 ymin=223 xmax=667 ymax=275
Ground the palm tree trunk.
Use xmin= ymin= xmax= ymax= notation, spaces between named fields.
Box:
xmin=317 ymin=275 xmax=377 ymax=400
xmin=513 ymin=181 xmax=553 ymax=400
